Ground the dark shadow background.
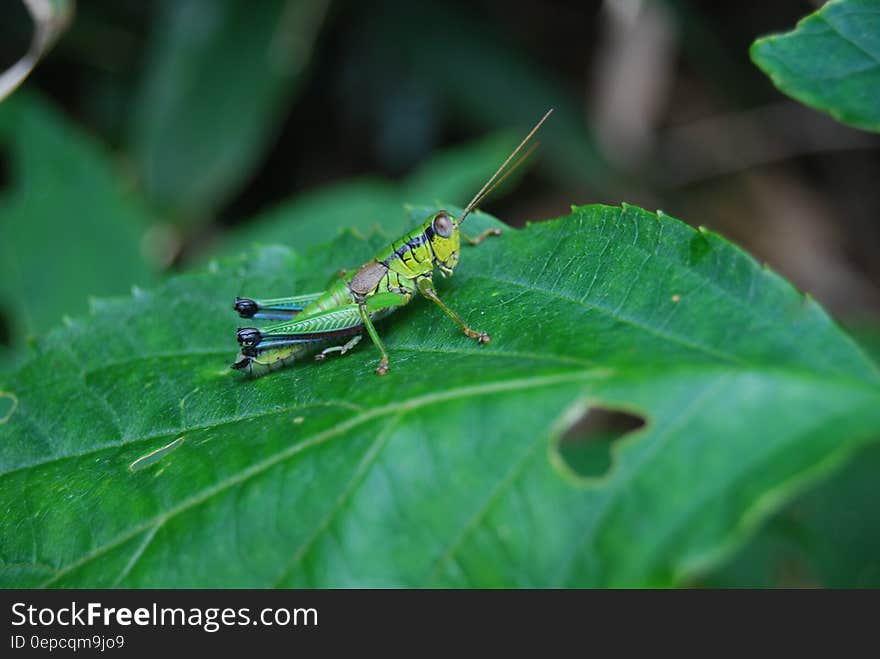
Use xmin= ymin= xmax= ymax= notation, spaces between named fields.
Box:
xmin=3 ymin=0 xmax=879 ymax=318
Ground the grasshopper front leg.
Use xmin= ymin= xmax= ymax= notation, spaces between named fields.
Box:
xmin=462 ymin=227 xmax=502 ymax=246
xmin=416 ymin=277 xmax=490 ymax=344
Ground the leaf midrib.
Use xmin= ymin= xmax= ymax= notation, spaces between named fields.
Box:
xmin=817 ymin=8 xmax=880 ymax=68
xmin=5 ymin=350 xmax=880 ymax=480
xmin=1 ymin=347 xmax=594 ymax=477
xmin=36 ymin=370 xmax=600 ymax=587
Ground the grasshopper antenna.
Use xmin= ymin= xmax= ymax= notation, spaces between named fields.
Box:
xmin=459 ymin=108 xmax=553 ymax=225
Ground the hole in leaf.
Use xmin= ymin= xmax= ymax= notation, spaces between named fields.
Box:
xmin=558 ymin=406 xmax=645 ymax=478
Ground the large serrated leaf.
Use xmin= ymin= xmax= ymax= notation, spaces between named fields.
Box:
xmin=751 ymin=0 xmax=880 ymax=133
xmin=1 ymin=204 xmax=878 ymax=587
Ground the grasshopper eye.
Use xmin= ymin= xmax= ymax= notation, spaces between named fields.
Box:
xmin=432 ymin=212 xmax=453 ymax=238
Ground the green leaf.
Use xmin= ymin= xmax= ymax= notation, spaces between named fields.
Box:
xmin=751 ymin=0 xmax=880 ymax=132
xmin=129 ymin=0 xmax=329 ymax=219
xmin=1 ymin=204 xmax=878 ymax=588
xmin=0 ymin=92 xmax=157 ymax=352
xmin=214 ymin=133 xmax=527 ymax=257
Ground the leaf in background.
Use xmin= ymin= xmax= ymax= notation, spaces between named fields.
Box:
xmin=2 ymin=204 xmax=879 ymax=588
xmin=213 ymin=133 xmax=525 ymax=257
xmin=129 ymin=0 xmax=330 ymax=220
xmin=0 ymin=0 xmax=74 ymax=102
xmin=0 ymin=92 xmax=157 ymax=353
xmin=751 ymin=0 xmax=880 ymax=133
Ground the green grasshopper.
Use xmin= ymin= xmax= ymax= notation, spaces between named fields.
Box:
xmin=231 ymin=109 xmax=552 ymax=376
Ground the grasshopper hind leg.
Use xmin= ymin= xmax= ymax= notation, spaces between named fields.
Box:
xmin=231 ymin=303 xmax=366 ymax=376
xmin=233 ymin=292 xmax=324 ymax=321
xmin=314 ymin=334 xmax=362 ymax=362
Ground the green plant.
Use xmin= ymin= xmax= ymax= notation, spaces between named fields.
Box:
xmin=1 ymin=0 xmax=879 ymax=588
xmin=2 ymin=204 xmax=878 ymax=587
xmin=751 ymin=0 xmax=880 ymax=133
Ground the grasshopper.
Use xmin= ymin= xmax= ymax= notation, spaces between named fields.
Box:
xmin=231 ymin=109 xmax=552 ymax=376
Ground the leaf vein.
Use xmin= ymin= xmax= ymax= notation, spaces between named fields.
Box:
xmin=36 ymin=371 xmax=597 ymax=587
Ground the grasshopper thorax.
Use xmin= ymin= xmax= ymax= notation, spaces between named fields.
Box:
xmin=426 ymin=210 xmax=461 ymax=277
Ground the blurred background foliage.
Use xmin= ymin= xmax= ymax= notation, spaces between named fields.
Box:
xmin=1 ymin=0 xmax=878 ymax=587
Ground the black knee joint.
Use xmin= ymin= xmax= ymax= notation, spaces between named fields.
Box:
xmin=237 ymin=327 xmax=261 ymax=348
xmin=234 ymin=297 xmax=259 ymax=318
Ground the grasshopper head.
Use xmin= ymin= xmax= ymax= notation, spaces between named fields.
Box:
xmin=426 ymin=210 xmax=461 ymax=277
